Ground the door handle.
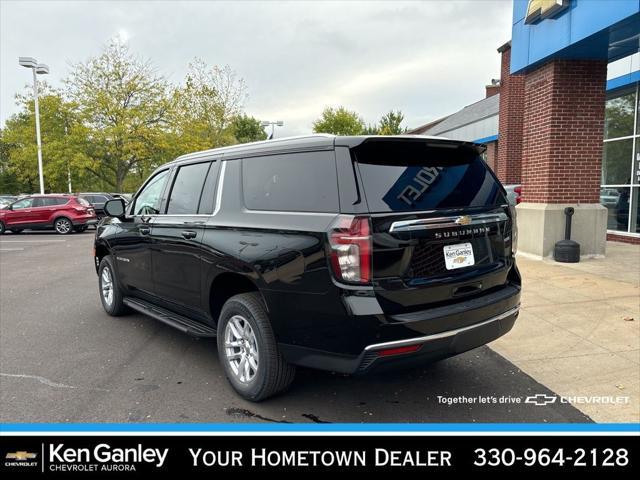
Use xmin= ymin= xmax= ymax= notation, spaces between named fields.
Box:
xmin=139 ymin=226 xmax=151 ymax=235
xmin=181 ymin=230 xmax=197 ymax=240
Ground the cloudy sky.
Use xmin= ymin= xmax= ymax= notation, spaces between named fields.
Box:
xmin=1 ymin=0 xmax=512 ymax=136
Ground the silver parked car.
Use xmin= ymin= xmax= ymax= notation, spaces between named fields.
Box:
xmin=503 ymin=184 xmax=521 ymax=206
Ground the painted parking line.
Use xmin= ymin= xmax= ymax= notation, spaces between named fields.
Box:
xmin=0 ymin=239 xmax=68 ymax=243
xmin=0 ymin=248 xmax=25 ymax=251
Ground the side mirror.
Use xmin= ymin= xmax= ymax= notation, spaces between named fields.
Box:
xmin=104 ymin=198 xmax=126 ymax=217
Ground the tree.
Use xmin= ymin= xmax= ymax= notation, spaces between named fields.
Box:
xmin=0 ymin=85 xmax=83 ymax=193
xmin=0 ymin=129 xmax=22 ymax=194
xmin=312 ymin=106 xmax=365 ymax=135
xmin=65 ymin=39 xmax=172 ymax=191
xmin=378 ymin=110 xmax=406 ymax=135
xmin=170 ymin=59 xmax=247 ymax=153
xmin=231 ymin=114 xmax=267 ymax=144
xmin=362 ymin=123 xmax=380 ymax=135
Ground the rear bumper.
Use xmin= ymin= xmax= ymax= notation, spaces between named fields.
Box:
xmin=74 ymin=217 xmax=98 ymax=226
xmin=356 ymin=304 xmax=519 ymax=373
xmin=277 ymin=282 xmax=521 ymax=374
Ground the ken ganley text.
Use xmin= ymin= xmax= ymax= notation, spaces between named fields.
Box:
xmin=190 ymin=448 xmax=452 ymax=468
xmin=48 ymin=444 xmax=167 ymax=472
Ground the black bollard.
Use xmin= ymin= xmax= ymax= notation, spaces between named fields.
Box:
xmin=553 ymin=207 xmax=580 ymax=263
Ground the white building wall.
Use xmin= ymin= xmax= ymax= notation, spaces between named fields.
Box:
xmin=434 ymin=114 xmax=498 ymax=142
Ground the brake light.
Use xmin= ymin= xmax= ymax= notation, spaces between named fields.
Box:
xmin=328 ymin=215 xmax=372 ymax=284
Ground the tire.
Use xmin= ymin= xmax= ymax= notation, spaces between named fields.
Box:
xmin=10 ymin=228 xmax=23 ymax=234
xmin=0 ymin=221 xmax=5 ymax=235
xmin=217 ymin=292 xmax=296 ymax=401
xmin=54 ymin=217 xmax=73 ymax=235
xmin=98 ymin=256 xmax=129 ymax=316
xmin=74 ymin=225 xmax=88 ymax=233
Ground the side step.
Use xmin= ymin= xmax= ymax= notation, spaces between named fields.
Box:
xmin=123 ymin=297 xmax=217 ymax=338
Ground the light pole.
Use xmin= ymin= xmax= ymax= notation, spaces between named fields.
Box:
xmin=260 ymin=120 xmax=284 ymax=139
xmin=19 ymin=57 xmax=49 ymax=195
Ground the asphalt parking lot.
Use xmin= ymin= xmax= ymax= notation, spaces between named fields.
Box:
xmin=0 ymin=231 xmax=590 ymax=424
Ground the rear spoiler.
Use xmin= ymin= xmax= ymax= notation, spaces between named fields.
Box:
xmin=334 ymin=135 xmax=487 ymax=155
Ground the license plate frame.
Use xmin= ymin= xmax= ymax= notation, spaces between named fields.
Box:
xmin=443 ymin=242 xmax=475 ymax=270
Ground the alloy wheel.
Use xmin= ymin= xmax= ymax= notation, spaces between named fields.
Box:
xmin=101 ymin=266 xmax=114 ymax=306
xmin=224 ymin=315 xmax=259 ymax=383
xmin=55 ymin=218 xmax=71 ymax=234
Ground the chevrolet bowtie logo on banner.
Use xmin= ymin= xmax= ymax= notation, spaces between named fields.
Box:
xmin=5 ymin=451 xmax=37 ymax=461
xmin=525 ymin=0 xmax=570 ymax=24
xmin=525 ymin=394 xmax=558 ymax=406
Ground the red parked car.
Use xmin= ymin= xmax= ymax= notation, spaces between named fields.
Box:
xmin=0 ymin=194 xmax=97 ymax=235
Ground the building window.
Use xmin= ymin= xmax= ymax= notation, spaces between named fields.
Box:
xmin=601 ymin=84 xmax=639 ymax=235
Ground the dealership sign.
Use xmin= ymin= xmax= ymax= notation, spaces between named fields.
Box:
xmin=525 ymin=0 xmax=570 ymax=24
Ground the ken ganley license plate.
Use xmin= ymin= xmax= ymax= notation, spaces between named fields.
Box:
xmin=443 ymin=242 xmax=475 ymax=270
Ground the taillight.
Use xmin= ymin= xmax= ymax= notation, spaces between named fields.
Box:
xmin=328 ymin=215 xmax=372 ymax=284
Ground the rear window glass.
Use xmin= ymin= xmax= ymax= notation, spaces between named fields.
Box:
xmin=242 ymin=152 xmax=339 ymax=213
xmin=77 ymin=197 xmax=91 ymax=206
xmin=353 ymin=140 xmax=505 ymax=212
xmin=166 ymin=162 xmax=211 ymax=214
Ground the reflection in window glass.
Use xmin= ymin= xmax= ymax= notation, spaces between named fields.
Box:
xmin=601 ymin=187 xmax=630 ymax=232
xmin=243 ymin=152 xmax=339 ymax=213
xmin=11 ymin=198 xmax=33 ymax=210
xmin=134 ymin=170 xmax=169 ymax=215
xmin=632 ymin=187 xmax=639 ymax=233
xmin=167 ymin=162 xmax=210 ymax=214
xmin=604 ymin=90 xmax=636 ymax=139
xmin=602 ymin=87 xmax=639 ymax=234
xmin=635 ymin=138 xmax=640 ymax=185
xmin=602 ymin=139 xmax=633 ymax=185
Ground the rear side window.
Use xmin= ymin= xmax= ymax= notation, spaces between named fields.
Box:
xmin=353 ymin=140 xmax=505 ymax=212
xmin=242 ymin=152 xmax=339 ymax=213
xmin=41 ymin=197 xmax=62 ymax=206
xmin=197 ymin=161 xmax=220 ymax=214
xmin=166 ymin=162 xmax=211 ymax=214
xmin=77 ymin=197 xmax=90 ymax=206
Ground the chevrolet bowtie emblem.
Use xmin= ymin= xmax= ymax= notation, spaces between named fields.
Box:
xmin=6 ymin=451 xmax=37 ymax=460
xmin=525 ymin=0 xmax=569 ymax=24
xmin=455 ymin=215 xmax=472 ymax=226
xmin=525 ymin=394 xmax=558 ymax=406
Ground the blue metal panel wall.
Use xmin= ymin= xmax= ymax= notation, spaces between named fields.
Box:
xmin=511 ymin=0 xmax=640 ymax=73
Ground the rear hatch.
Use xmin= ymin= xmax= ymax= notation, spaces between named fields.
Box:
xmin=351 ymin=137 xmax=515 ymax=315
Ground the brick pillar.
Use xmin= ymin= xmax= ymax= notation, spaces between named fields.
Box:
xmin=521 ymin=59 xmax=607 ymax=203
xmin=484 ymin=141 xmax=498 ymax=172
xmin=496 ymin=42 xmax=525 ymax=184
xmin=517 ymin=58 xmax=609 ymax=258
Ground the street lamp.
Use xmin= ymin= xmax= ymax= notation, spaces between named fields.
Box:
xmin=19 ymin=56 xmax=49 ymax=195
xmin=260 ymin=120 xmax=284 ymax=139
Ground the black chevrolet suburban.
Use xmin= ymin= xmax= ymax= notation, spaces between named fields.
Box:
xmin=94 ymin=135 xmax=521 ymax=401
